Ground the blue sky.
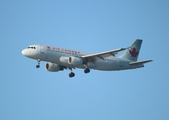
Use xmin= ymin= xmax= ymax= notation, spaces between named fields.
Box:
xmin=1 ymin=0 xmax=169 ymax=120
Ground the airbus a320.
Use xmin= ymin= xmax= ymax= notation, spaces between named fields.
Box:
xmin=22 ymin=39 xmax=152 ymax=78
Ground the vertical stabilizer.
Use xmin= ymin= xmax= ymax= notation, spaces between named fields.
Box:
xmin=119 ymin=39 xmax=142 ymax=61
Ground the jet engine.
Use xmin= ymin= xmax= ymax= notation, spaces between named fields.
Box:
xmin=68 ymin=56 xmax=84 ymax=66
xmin=46 ymin=63 xmax=63 ymax=72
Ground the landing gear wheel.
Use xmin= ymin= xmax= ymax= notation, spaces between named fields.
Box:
xmin=84 ymin=68 xmax=90 ymax=73
xmin=36 ymin=65 xmax=40 ymax=68
xmin=69 ymin=72 xmax=75 ymax=78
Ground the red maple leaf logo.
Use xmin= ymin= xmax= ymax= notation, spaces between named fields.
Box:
xmin=129 ymin=48 xmax=139 ymax=57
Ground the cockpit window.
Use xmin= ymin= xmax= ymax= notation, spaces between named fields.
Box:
xmin=27 ymin=47 xmax=36 ymax=49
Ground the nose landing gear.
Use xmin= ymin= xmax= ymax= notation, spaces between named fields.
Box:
xmin=36 ymin=65 xmax=40 ymax=68
xmin=36 ymin=59 xmax=40 ymax=68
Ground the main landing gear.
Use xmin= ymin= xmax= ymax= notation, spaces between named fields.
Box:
xmin=68 ymin=67 xmax=90 ymax=78
xmin=84 ymin=68 xmax=90 ymax=73
xmin=36 ymin=59 xmax=40 ymax=68
xmin=69 ymin=72 xmax=75 ymax=78
xmin=68 ymin=68 xmax=75 ymax=78
xmin=84 ymin=64 xmax=90 ymax=74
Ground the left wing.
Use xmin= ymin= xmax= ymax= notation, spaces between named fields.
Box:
xmin=81 ymin=48 xmax=126 ymax=61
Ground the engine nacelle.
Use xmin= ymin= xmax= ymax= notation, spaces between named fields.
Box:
xmin=46 ymin=63 xmax=63 ymax=72
xmin=60 ymin=56 xmax=69 ymax=64
xmin=68 ymin=56 xmax=83 ymax=66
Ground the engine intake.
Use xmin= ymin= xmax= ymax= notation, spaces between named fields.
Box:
xmin=46 ymin=63 xmax=64 ymax=72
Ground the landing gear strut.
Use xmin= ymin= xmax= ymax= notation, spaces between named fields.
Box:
xmin=36 ymin=59 xmax=40 ymax=68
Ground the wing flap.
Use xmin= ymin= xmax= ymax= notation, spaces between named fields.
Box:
xmin=130 ymin=60 xmax=153 ymax=65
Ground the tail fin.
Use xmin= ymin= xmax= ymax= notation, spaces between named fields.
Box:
xmin=119 ymin=39 xmax=142 ymax=61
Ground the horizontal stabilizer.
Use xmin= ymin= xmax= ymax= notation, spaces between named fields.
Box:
xmin=130 ymin=60 xmax=153 ymax=65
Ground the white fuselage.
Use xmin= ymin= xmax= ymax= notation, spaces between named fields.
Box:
xmin=22 ymin=44 xmax=144 ymax=71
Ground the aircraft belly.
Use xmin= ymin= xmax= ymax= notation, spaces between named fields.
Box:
xmin=94 ymin=60 xmax=117 ymax=71
xmin=94 ymin=59 xmax=131 ymax=71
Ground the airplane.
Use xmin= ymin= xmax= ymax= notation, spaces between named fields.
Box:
xmin=21 ymin=39 xmax=152 ymax=78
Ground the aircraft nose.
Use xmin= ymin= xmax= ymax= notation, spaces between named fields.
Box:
xmin=21 ymin=49 xmax=34 ymax=58
xmin=22 ymin=49 xmax=26 ymax=56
